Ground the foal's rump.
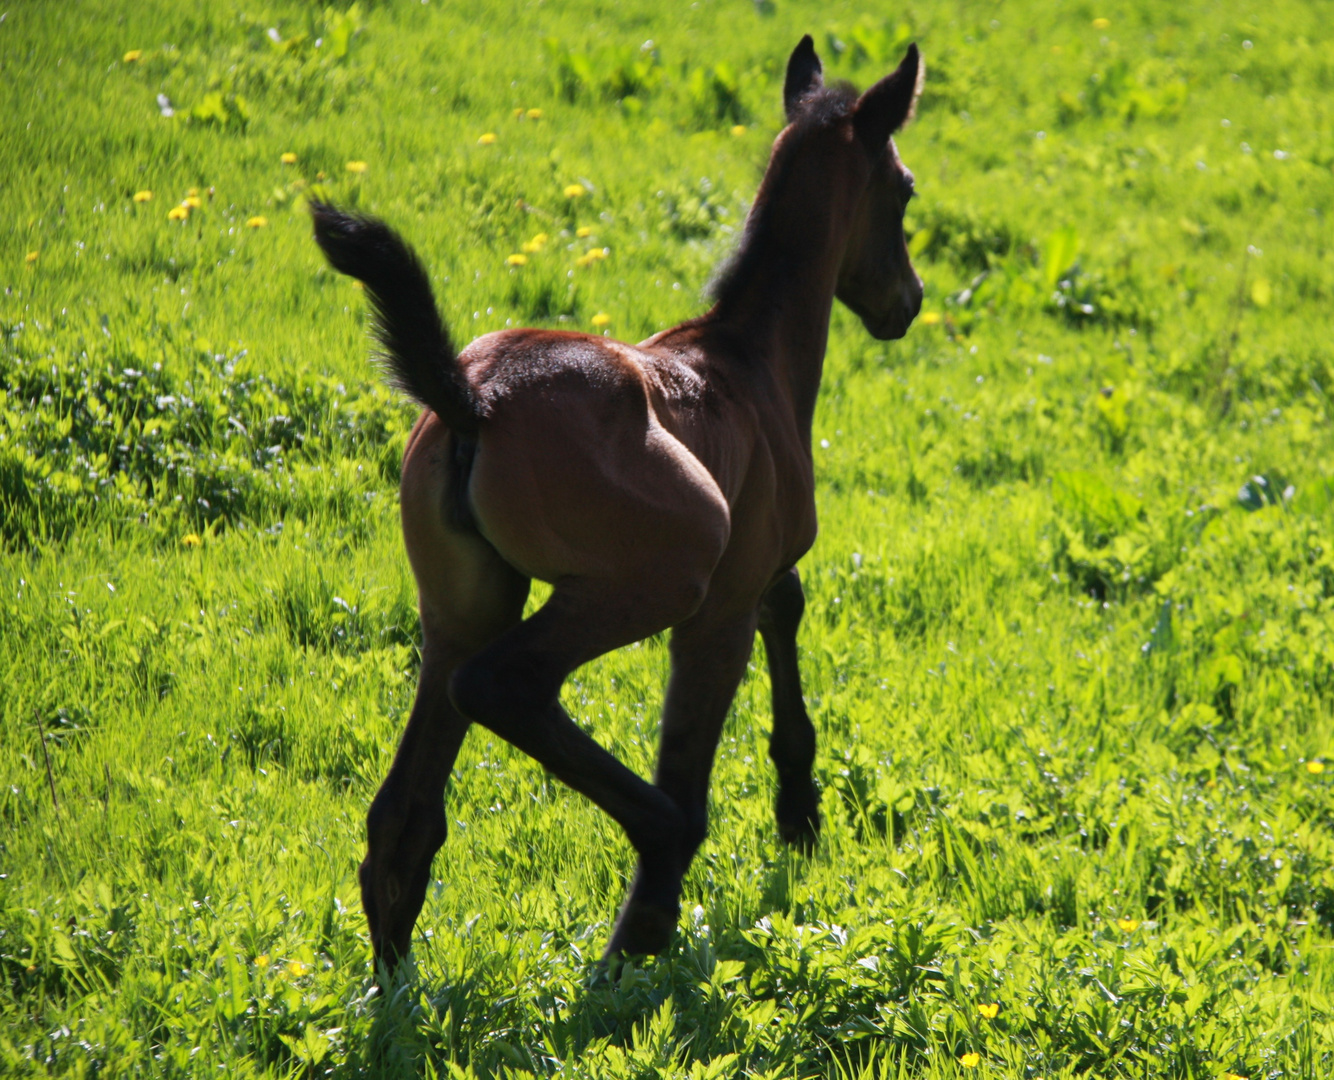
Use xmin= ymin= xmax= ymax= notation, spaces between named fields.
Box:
xmin=460 ymin=332 xmax=732 ymax=615
xmin=398 ymin=411 xmax=529 ymax=651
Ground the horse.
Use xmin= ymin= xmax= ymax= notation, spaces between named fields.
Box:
xmin=310 ymin=34 xmax=924 ymax=971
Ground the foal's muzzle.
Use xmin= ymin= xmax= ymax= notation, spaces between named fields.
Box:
xmin=864 ymin=279 xmax=923 ymax=340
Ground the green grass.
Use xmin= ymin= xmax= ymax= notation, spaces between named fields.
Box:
xmin=3 ymin=0 xmax=1334 ymax=1076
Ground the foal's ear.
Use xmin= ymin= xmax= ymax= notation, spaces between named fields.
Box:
xmin=784 ymin=35 xmax=823 ymax=121
xmin=852 ymin=43 xmax=924 ymax=155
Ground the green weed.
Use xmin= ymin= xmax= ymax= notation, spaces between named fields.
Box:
xmin=3 ymin=0 xmax=1334 ymax=1077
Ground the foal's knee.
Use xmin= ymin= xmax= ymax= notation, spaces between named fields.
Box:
xmin=759 ymin=568 xmax=805 ymax=634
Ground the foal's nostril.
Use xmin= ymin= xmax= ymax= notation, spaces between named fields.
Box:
xmin=905 ymin=281 xmax=923 ymax=322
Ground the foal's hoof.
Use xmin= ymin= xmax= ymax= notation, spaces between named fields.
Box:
xmin=604 ymin=900 xmax=677 ymax=958
xmin=776 ymin=782 xmax=820 ymax=854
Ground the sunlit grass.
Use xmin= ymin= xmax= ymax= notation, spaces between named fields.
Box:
xmin=2 ymin=0 xmax=1333 ymax=1077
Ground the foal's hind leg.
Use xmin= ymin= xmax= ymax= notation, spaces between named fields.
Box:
xmin=758 ymin=568 xmax=820 ymax=850
xmin=362 ymin=419 xmax=530 ymax=971
xmin=362 ymin=596 xmax=529 ymax=969
xmin=605 ymin=609 xmax=757 ymax=956
xmin=361 ymin=636 xmax=471 ymax=969
xmin=449 ymin=579 xmax=706 ymax=956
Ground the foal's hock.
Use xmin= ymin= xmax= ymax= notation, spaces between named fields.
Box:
xmin=312 ymin=35 xmax=924 ymax=970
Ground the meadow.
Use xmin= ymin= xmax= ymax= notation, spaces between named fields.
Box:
xmin=3 ymin=0 xmax=1334 ymax=1076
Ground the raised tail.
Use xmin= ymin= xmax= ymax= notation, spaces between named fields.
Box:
xmin=310 ymin=202 xmax=482 ymax=435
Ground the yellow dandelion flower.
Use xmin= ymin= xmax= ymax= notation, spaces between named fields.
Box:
xmin=1117 ymin=918 xmax=1141 ymax=932
xmin=133 ymin=190 xmax=153 ymax=203
xmin=731 ymin=125 xmax=747 ymax=136
xmin=920 ymin=311 xmax=942 ymax=326
xmin=286 ymin=960 xmax=309 ymax=978
xmin=280 ymin=152 xmax=297 ymax=164
xmin=181 ymin=533 xmax=201 ymax=547
xmin=521 ymin=232 xmax=549 ymax=253
xmin=478 ymin=133 xmax=498 ymax=145
xmin=123 ymin=49 xmax=143 ymax=63
xmin=526 ymin=108 xmax=543 ymax=120
xmin=513 ymin=108 xmax=525 ymax=119
xmin=977 ymin=1003 xmax=1000 ymax=1019
xmin=959 ymin=1053 xmax=980 ymax=1068
xmin=591 ymin=312 xmax=611 ymax=328
xmin=26 ymin=964 xmax=38 ymax=974
xmin=246 ymin=216 xmax=268 ymax=228
xmin=345 ymin=160 xmax=368 ymax=174
xmin=576 ymin=226 xmax=594 ymax=238
xmin=506 ymin=253 xmax=528 ymax=267
xmin=255 ymin=954 xmax=270 ymax=968
xmin=25 ymin=251 xmax=39 ymax=264
xmin=563 ymin=183 xmax=587 ymax=198
xmin=168 ymin=205 xmax=189 ymax=221
xmin=1092 ymin=17 xmax=1110 ymax=30
xmin=1307 ymin=760 xmax=1325 ymax=774
xmin=183 ymin=195 xmax=203 ymax=209
xmin=1223 ymin=1073 xmax=1248 ymax=1080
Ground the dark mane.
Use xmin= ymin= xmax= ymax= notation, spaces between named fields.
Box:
xmin=707 ymin=84 xmax=860 ymax=310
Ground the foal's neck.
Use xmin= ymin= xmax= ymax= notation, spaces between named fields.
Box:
xmin=704 ymin=221 xmax=845 ymax=444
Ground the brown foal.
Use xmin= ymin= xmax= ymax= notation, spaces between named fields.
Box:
xmin=312 ymin=35 xmax=924 ymax=970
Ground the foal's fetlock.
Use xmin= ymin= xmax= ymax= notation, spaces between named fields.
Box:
xmin=776 ymin=777 xmax=820 ymax=852
xmin=605 ymin=895 xmax=680 ymax=958
xmin=606 ymin=860 xmax=685 ymax=958
xmin=602 ymin=798 xmax=696 ymax=958
xmin=630 ymin=794 xmax=692 ymax=874
xmin=680 ymin=808 xmax=709 ymax=863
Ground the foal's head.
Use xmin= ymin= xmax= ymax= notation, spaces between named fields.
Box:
xmin=784 ymin=36 xmax=925 ymax=340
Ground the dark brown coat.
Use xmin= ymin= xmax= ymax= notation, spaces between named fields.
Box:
xmin=312 ymin=34 xmax=924 ymax=969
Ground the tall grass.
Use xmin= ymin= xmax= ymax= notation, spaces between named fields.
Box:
xmin=3 ymin=1 xmax=1334 ymax=1076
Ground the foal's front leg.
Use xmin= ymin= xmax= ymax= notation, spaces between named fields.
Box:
xmin=605 ymin=611 xmax=758 ymax=956
xmin=758 ymin=568 xmax=820 ymax=850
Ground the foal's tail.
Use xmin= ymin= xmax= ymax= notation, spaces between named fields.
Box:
xmin=309 ymin=202 xmax=482 ymax=435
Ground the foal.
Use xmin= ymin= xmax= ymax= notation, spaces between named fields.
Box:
xmin=312 ymin=35 xmax=924 ymax=968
